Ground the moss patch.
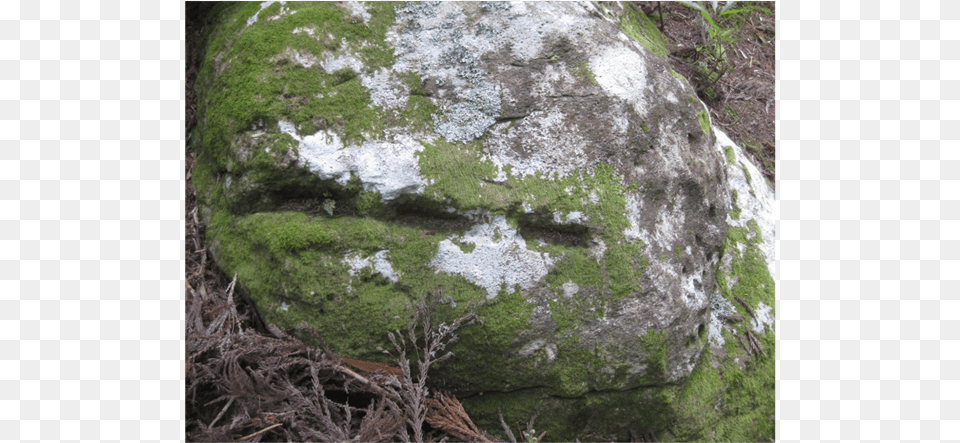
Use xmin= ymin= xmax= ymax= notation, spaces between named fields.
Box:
xmin=661 ymin=340 xmax=774 ymax=441
xmin=717 ymin=219 xmax=774 ymax=311
xmin=739 ymin=160 xmax=755 ymax=195
xmin=194 ymin=2 xmax=422 ymax=172
xmin=569 ymin=60 xmax=599 ymax=85
xmin=463 ymin=384 xmax=676 ymax=442
xmin=723 ymin=145 xmax=736 ymax=165
xmin=640 ymin=329 xmax=668 ymax=379
xmin=669 ymin=67 xmax=687 ymax=82
xmin=617 ymin=3 xmax=670 ymax=57
xmin=203 ymin=208 xmax=492 ymax=359
xmin=729 ymin=189 xmax=741 ymax=220
xmin=697 ymin=110 xmax=711 ymax=135
xmin=651 ymin=215 xmax=775 ymax=441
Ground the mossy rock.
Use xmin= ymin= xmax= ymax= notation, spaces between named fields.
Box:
xmin=191 ymin=2 xmax=774 ymax=440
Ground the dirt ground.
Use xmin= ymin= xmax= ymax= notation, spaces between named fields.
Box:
xmin=183 ymin=3 xmax=775 ymax=441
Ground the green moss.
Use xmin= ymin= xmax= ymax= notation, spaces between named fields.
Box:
xmin=395 ymin=71 xmax=440 ymax=132
xmin=260 ymin=1 xmax=281 ymax=17
xmin=723 ymin=219 xmax=774 ymax=310
xmin=652 ymin=213 xmax=775 ymax=441
xmin=730 ymin=189 xmax=741 ymax=220
xmin=739 ymin=160 xmax=754 ymax=194
xmin=465 ymin=383 xmax=678 ymax=442
xmin=661 ymin=340 xmax=774 ymax=441
xmin=552 ymin=342 xmax=593 ymax=397
xmin=444 ymin=289 xmax=541 ymax=392
xmin=569 ymin=61 xmax=599 ymax=85
xmin=617 ymin=3 xmax=670 ymax=57
xmin=669 ymin=68 xmax=687 ymax=82
xmin=192 ymin=5 xmax=780 ymax=439
xmin=640 ymin=329 xmax=668 ymax=378
xmin=201 ymin=201 xmax=496 ymax=360
xmin=454 ymin=239 xmax=477 ymax=253
xmin=194 ymin=2 xmax=406 ymax=171
xmin=464 ymin=333 xmax=673 ymax=441
xmin=353 ymin=189 xmax=383 ymax=216
xmin=723 ymin=145 xmax=736 ymax=165
xmin=200 ymin=129 xmax=655 ymax=376
xmin=697 ymin=110 xmax=711 ymax=135
xmin=549 ymin=299 xmax=579 ymax=335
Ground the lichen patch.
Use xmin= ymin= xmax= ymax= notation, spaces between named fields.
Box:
xmin=361 ymin=68 xmax=409 ymax=110
xmin=708 ymin=292 xmax=734 ymax=347
xmin=681 ymin=270 xmax=709 ymax=310
xmin=590 ymin=45 xmax=649 ymax=117
xmin=751 ymin=302 xmax=773 ymax=333
xmin=344 ymin=250 xmax=400 ymax=283
xmin=430 ymin=214 xmax=555 ymax=299
xmin=344 ymin=1 xmax=371 ymax=24
xmin=484 ymin=108 xmax=589 ymax=179
xmin=246 ymin=1 xmax=281 ymax=26
xmin=716 ymin=128 xmax=775 ymax=278
xmin=283 ymin=120 xmax=427 ymax=200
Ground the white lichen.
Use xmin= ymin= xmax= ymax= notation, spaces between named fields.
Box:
xmin=590 ymin=45 xmax=649 ymax=117
xmin=343 ymin=250 xmax=400 ymax=283
xmin=246 ymin=1 xmax=282 ymax=26
xmin=282 ymin=120 xmax=428 ymax=200
xmin=430 ymin=214 xmax=554 ymax=298
xmin=715 ymin=128 xmax=776 ymax=279
xmin=751 ymin=302 xmax=773 ymax=333
xmin=708 ymin=292 xmax=734 ymax=347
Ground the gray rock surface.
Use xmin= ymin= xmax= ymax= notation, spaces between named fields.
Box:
xmin=191 ymin=2 xmax=775 ymax=440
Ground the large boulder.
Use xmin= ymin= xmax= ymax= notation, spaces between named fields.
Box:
xmin=192 ymin=1 xmax=775 ymax=440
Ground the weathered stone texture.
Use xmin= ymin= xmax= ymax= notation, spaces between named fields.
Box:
xmin=192 ymin=2 xmax=775 ymax=440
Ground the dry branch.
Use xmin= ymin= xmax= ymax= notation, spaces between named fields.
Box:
xmin=426 ymin=392 xmax=492 ymax=442
xmin=239 ymin=423 xmax=281 ymax=441
xmin=734 ymin=295 xmax=757 ymax=322
xmin=720 ymin=314 xmax=743 ymax=323
xmin=746 ymin=329 xmax=765 ymax=356
xmin=735 ymin=330 xmax=751 ymax=356
xmin=209 ymin=396 xmax=234 ymax=428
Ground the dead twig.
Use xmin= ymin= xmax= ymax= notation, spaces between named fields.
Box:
xmin=426 ymin=392 xmax=492 ymax=442
xmin=720 ymin=314 xmax=743 ymax=323
xmin=239 ymin=423 xmax=281 ymax=441
xmin=734 ymin=295 xmax=757 ymax=322
xmin=745 ymin=329 xmax=765 ymax=356
xmin=499 ymin=409 xmax=518 ymax=443
xmin=735 ymin=330 xmax=751 ymax=355
xmin=379 ymin=289 xmax=480 ymax=442
xmin=208 ymin=396 xmax=234 ymax=428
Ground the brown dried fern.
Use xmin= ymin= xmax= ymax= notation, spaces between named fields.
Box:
xmin=426 ymin=392 xmax=493 ymax=442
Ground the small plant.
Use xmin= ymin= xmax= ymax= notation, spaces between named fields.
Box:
xmin=498 ymin=410 xmax=546 ymax=443
xmin=678 ymin=1 xmax=766 ymax=104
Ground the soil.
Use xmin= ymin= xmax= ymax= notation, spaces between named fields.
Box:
xmin=183 ymin=3 xmax=775 ymax=441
